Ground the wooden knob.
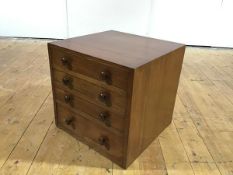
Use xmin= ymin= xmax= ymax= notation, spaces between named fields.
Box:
xmin=99 ymin=91 xmax=108 ymax=101
xmin=100 ymin=70 xmax=112 ymax=84
xmin=64 ymin=117 xmax=74 ymax=125
xmin=98 ymin=136 xmax=106 ymax=145
xmin=98 ymin=91 xmax=111 ymax=106
xmin=98 ymin=136 xmax=110 ymax=150
xmin=99 ymin=111 xmax=111 ymax=126
xmin=61 ymin=57 xmax=72 ymax=69
xmin=62 ymin=76 xmax=72 ymax=86
xmin=61 ymin=57 xmax=69 ymax=65
xmin=64 ymin=95 xmax=72 ymax=103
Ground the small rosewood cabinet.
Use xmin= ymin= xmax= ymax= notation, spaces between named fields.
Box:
xmin=48 ymin=31 xmax=185 ymax=168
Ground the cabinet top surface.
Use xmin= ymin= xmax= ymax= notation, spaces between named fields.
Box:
xmin=49 ymin=31 xmax=184 ymax=68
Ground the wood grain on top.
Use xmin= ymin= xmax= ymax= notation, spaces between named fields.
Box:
xmin=50 ymin=30 xmax=184 ymax=68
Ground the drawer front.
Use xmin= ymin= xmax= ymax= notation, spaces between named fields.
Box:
xmin=50 ymin=47 xmax=130 ymax=90
xmin=53 ymin=69 xmax=127 ymax=115
xmin=56 ymin=103 xmax=123 ymax=162
xmin=54 ymin=88 xmax=125 ymax=132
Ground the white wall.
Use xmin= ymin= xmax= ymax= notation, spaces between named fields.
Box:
xmin=67 ymin=0 xmax=151 ymax=37
xmin=147 ymin=0 xmax=233 ymax=48
xmin=0 ymin=0 xmax=232 ymax=47
xmin=0 ymin=0 xmax=67 ymax=38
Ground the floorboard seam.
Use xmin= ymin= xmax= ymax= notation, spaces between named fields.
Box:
xmin=177 ymin=93 xmax=224 ymax=175
xmin=0 ymin=91 xmax=51 ymax=170
xmin=25 ymin=120 xmax=54 ymax=175
xmin=172 ymin=121 xmax=196 ymax=175
xmin=157 ymin=139 xmax=169 ymax=175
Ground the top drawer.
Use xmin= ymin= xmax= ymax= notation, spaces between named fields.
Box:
xmin=49 ymin=46 xmax=131 ymax=91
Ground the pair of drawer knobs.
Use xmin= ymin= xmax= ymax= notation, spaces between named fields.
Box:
xmin=64 ymin=117 xmax=110 ymax=150
xmin=61 ymin=57 xmax=112 ymax=84
xmin=64 ymin=95 xmax=111 ymax=127
xmin=62 ymin=77 xmax=111 ymax=106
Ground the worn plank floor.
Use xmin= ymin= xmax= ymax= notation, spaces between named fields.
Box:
xmin=0 ymin=38 xmax=232 ymax=175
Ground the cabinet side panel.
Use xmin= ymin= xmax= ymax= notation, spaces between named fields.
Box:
xmin=126 ymin=46 xmax=185 ymax=167
xmin=141 ymin=46 xmax=185 ymax=148
xmin=47 ymin=44 xmax=59 ymax=126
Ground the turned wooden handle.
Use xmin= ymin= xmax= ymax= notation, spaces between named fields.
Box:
xmin=64 ymin=117 xmax=74 ymax=125
xmin=61 ymin=57 xmax=69 ymax=65
xmin=98 ymin=136 xmax=110 ymax=150
xmin=62 ymin=76 xmax=72 ymax=86
xmin=99 ymin=111 xmax=111 ymax=127
xmin=64 ymin=94 xmax=72 ymax=103
xmin=98 ymin=91 xmax=111 ymax=106
xmin=100 ymin=70 xmax=112 ymax=84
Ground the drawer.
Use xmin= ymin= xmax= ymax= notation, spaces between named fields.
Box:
xmin=50 ymin=47 xmax=130 ymax=90
xmin=53 ymin=69 xmax=127 ymax=115
xmin=56 ymin=103 xmax=123 ymax=163
xmin=54 ymin=88 xmax=125 ymax=132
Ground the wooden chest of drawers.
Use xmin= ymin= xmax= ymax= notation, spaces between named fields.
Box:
xmin=48 ymin=31 xmax=185 ymax=168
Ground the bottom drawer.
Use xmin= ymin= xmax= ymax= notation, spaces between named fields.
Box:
xmin=56 ymin=103 xmax=124 ymax=164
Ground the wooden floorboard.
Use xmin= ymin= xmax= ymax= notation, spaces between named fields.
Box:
xmin=0 ymin=39 xmax=232 ymax=175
